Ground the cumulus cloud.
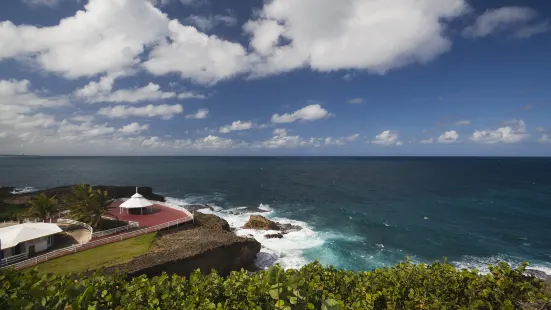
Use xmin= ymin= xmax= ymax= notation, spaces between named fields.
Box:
xmin=470 ymin=120 xmax=528 ymax=144
xmin=463 ymin=7 xmax=549 ymax=39
xmin=438 ymin=130 xmax=459 ymax=143
xmin=420 ymin=137 xmax=434 ymax=144
xmin=185 ymin=109 xmax=209 ymax=119
xmin=348 ymin=98 xmax=364 ymax=104
xmin=142 ymin=20 xmax=250 ymax=84
xmin=271 ymin=104 xmax=329 ymax=123
xmin=538 ymin=134 xmax=550 ymax=144
xmin=183 ymin=14 xmax=238 ymax=31
xmin=273 ymin=128 xmax=287 ymax=136
xmin=244 ymin=0 xmax=468 ymax=76
xmin=118 ymin=122 xmax=150 ymax=135
xmin=97 ymin=104 xmax=184 ymax=119
xmin=0 ymin=0 xmax=170 ymax=78
xmin=219 ymin=120 xmax=254 ymax=133
xmin=77 ymin=83 xmax=179 ymax=103
xmin=372 ymin=130 xmax=401 ymax=146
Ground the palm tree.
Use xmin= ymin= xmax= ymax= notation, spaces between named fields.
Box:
xmin=64 ymin=184 xmax=112 ymax=230
xmin=25 ymin=193 xmax=57 ymax=221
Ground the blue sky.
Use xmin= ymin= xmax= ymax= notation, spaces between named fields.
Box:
xmin=0 ymin=0 xmax=550 ymax=156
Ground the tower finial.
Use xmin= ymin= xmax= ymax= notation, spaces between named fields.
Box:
xmin=135 ymin=186 xmax=138 ymax=194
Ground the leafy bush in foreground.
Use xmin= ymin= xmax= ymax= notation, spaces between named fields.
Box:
xmin=1 ymin=261 xmax=549 ymax=309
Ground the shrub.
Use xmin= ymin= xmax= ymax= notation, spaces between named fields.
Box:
xmin=0 ymin=260 xmax=549 ymax=309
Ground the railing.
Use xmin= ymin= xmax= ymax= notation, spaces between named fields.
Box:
xmin=1 ymin=216 xmax=193 ymax=270
xmin=158 ymin=202 xmax=194 ymax=220
xmin=91 ymin=222 xmax=140 ymax=239
xmin=0 ymin=252 xmax=29 ymax=267
xmin=57 ymin=218 xmax=94 ymax=234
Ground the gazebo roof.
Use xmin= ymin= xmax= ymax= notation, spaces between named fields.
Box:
xmin=119 ymin=188 xmax=153 ymax=209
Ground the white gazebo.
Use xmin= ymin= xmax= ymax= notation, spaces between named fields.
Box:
xmin=119 ymin=188 xmax=154 ymax=215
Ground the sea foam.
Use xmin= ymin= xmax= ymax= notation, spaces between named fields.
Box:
xmin=166 ymin=196 xmax=326 ymax=270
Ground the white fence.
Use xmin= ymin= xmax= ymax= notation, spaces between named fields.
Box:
xmin=0 ymin=252 xmax=28 ymax=267
xmin=1 ymin=216 xmax=193 ymax=270
xmin=91 ymin=222 xmax=140 ymax=239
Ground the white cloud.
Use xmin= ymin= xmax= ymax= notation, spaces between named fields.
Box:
xmin=271 ymin=104 xmax=329 ymax=123
xmin=143 ymin=20 xmax=250 ymax=84
xmin=348 ymin=98 xmax=364 ymax=104
xmin=438 ymin=130 xmax=459 ymax=143
xmin=118 ymin=122 xmax=150 ymax=135
xmin=58 ymin=120 xmax=116 ymax=138
xmin=70 ymin=115 xmax=95 ymax=123
xmin=420 ymin=137 xmax=434 ymax=144
xmin=97 ymin=104 xmax=184 ymax=119
xmin=470 ymin=120 xmax=528 ymax=144
xmin=0 ymin=0 xmax=170 ymax=78
xmin=463 ymin=7 xmax=549 ymax=39
xmin=538 ymin=134 xmax=550 ymax=144
xmin=195 ymin=135 xmax=236 ymax=149
xmin=185 ymin=109 xmax=209 ymax=119
xmin=273 ymin=128 xmax=287 ymax=136
xmin=372 ymin=130 xmax=401 ymax=146
xmin=78 ymin=83 xmax=179 ymax=103
xmin=244 ymin=0 xmax=468 ymax=76
xmin=219 ymin=120 xmax=254 ymax=133
xmin=345 ymin=133 xmax=360 ymax=142
xmin=454 ymin=120 xmax=470 ymax=126
xmin=183 ymin=15 xmax=238 ymax=31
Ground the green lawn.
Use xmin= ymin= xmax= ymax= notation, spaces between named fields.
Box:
xmin=31 ymin=233 xmax=157 ymax=275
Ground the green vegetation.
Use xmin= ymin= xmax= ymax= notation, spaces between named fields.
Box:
xmin=0 ymin=202 xmax=25 ymax=221
xmin=30 ymin=233 xmax=157 ymax=275
xmin=24 ymin=193 xmax=58 ymax=221
xmin=64 ymin=184 xmax=112 ymax=230
xmin=2 ymin=260 xmax=550 ymax=309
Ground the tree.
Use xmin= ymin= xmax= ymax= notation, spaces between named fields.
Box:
xmin=25 ymin=193 xmax=57 ymax=221
xmin=64 ymin=184 xmax=112 ymax=230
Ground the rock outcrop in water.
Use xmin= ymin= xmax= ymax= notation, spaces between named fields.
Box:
xmin=243 ymin=215 xmax=302 ymax=235
xmin=243 ymin=215 xmax=279 ymax=230
xmin=101 ymin=212 xmax=261 ymax=278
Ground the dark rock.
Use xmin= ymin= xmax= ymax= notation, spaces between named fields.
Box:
xmin=277 ymin=222 xmax=303 ymax=234
xmin=3 ymin=185 xmax=165 ymax=205
xmin=265 ymin=233 xmax=284 ymax=239
xmin=525 ymin=269 xmax=551 ymax=281
xmin=243 ymin=215 xmax=279 ymax=230
xmin=193 ymin=211 xmax=231 ymax=232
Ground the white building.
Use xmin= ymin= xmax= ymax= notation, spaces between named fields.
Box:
xmin=0 ymin=223 xmax=62 ymax=259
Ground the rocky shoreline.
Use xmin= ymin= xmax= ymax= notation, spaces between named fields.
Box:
xmin=101 ymin=212 xmax=261 ymax=277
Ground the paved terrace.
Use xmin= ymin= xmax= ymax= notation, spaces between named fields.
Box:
xmin=107 ymin=200 xmax=191 ymax=227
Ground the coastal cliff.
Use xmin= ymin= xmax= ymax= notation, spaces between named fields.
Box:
xmin=102 ymin=212 xmax=261 ymax=277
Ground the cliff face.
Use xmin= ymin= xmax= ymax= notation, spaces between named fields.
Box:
xmin=102 ymin=213 xmax=261 ymax=278
xmin=3 ymin=185 xmax=165 ymax=204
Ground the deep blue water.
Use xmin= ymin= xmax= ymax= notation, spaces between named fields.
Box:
xmin=1 ymin=156 xmax=551 ymax=272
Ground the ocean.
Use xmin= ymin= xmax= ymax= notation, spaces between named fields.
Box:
xmin=1 ymin=156 xmax=551 ymax=274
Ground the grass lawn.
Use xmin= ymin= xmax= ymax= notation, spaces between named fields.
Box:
xmin=31 ymin=233 xmax=157 ymax=275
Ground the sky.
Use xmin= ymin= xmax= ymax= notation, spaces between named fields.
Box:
xmin=0 ymin=0 xmax=550 ymax=156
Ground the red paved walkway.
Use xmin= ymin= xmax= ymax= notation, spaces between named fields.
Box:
xmin=107 ymin=201 xmax=189 ymax=227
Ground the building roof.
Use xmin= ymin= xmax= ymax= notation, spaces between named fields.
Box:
xmin=0 ymin=223 xmax=62 ymax=250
